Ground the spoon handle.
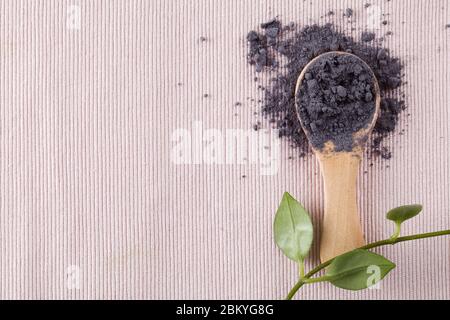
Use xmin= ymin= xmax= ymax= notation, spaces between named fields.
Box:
xmin=318 ymin=152 xmax=365 ymax=262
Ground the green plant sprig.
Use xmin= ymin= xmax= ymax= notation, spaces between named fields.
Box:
xmin=273 ymin=192 xmax=450 ymax=300
xmin=286 ymin=229 xmax=450 ymax=300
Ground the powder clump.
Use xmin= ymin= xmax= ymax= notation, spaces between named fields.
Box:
xmin=344 ymin=8 xmax=353 ymax=17
xmin=361 ymin=31 xmax=376 ymax=42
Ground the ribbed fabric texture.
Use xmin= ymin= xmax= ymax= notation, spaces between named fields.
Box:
xmin=0 ymin=0 xmax=449 ymax=299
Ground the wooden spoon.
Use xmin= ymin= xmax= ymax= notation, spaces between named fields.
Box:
xmin=295 ymin=51 xmax=381 ymax=262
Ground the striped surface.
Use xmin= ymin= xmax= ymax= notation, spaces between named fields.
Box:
xmin=0 ymin=0 xmax=449 ymax=299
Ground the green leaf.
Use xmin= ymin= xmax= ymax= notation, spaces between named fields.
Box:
xmin=386 ymin=204 xmax=423 ymax=224
xmin=273 ymin=192 xmax=313 ymax=262
xmin=325 ymin=249 xmax=396 ymax=291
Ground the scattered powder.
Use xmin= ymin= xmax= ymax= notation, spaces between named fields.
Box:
xmin=297 ymin=53 xmax=376 ymax=152
xmin=344 ymin=8 xmax=353 ymax=18
xmin=246 ymin=21 xmax=405 ymax=159
xmin=361 ymin=31 xmax=376 ymax=42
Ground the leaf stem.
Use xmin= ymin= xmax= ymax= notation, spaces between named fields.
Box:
xmin=286 ymin=280 xmax=305 ymax=300
xmin=299 ymin=259 xmax=305 ymax=278
xmin=303 ymin=275 xmax=330 ymax=284
xmin=285 ymin=229 xmax=450 ymax=300
xmin=390 ymin=221 xmax=402 ymax=240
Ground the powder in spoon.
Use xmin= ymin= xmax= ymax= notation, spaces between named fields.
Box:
xmin=297 ymin=53 xmax=377 ymax=152
xmin=246 ymin=21 xmax=405 ymax=159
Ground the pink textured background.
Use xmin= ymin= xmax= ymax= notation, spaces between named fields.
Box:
xmin=0 ymin=0 xmax=449 ymax=299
